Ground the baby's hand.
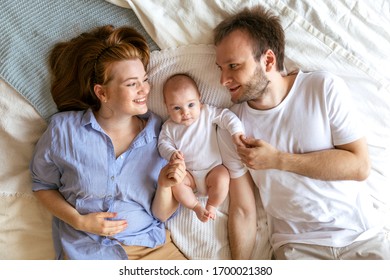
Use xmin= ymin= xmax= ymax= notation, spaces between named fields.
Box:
xmin=232 ymin=132 xmax=245 ymax=148
xmin=170 ymin=150 xmax=184 ymax=162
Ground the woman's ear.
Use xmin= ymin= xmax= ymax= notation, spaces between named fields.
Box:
xmin=94 ymin=84 xmax=107 ymax=103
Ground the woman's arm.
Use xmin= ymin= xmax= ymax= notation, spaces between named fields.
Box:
xmin=152 ymin=159 xmax=186 ymax=222
xmin=34 ymin=189 xmax=127 ymax=237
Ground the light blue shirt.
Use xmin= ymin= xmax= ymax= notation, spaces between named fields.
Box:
xmin=30 ymin=109 xmax=168 ymax=259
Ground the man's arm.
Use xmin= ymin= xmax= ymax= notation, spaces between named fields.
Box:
xmin=239 ymin=137 xmax=370 ymax=181
xmin=217 ymin=126 xmax=258 ymax=259
xmin=228 ymin=171 xmax=257 ymax=259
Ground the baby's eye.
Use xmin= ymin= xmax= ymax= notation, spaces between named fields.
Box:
xmin=188 ymin=102 xmax=196 ymax=108
xmin=173 ymin=106 xmax=181 ymax=111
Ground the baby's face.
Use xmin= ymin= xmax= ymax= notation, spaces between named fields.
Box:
xmin=165 ymin=86 xmax=202 ymax=126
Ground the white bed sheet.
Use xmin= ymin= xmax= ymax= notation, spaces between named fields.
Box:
xmin=1 ymin=0 xmax=389 ymax=260
xmin=123 ymin=0 xmax=390 ymax=212
xmin=0 ymin=79 xmax=54 ymax=259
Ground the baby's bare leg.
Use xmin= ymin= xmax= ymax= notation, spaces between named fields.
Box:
xmin=172 ymin=172 xmax=209 ymax=222
xmin=172 ymin=172 xmax=198 ymax=209
xmin=205 ymin=165 xmax=230 ymax=219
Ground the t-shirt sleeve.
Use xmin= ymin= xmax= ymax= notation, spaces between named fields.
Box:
xmin=326 ymin=75 xmax=364 ymax=146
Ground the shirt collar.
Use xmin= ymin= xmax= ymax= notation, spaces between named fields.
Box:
xmin=80 ymin=109 xmax=102 ymax=132
xmin=133 ymin=111 xmax=161 ymax=147
xmin=80 ymin=109 xmax=162 ymax=146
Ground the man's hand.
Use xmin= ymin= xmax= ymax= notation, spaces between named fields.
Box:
xmin=237 ymin=137 xmax=281 ymax=170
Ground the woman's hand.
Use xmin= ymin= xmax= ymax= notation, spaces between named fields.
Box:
xmin=76 ymin=212 xmax=128 ymax=237
xmin=153 ymin=158 xmax=186 ymax=221
xmin=158 ymin=157 xmax=186 ymax=188
xmin=34 ymin=189 xmax=128 ymax=238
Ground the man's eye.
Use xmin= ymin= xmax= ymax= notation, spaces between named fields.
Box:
xmin=229 ymin=64 xmax=237 ymax=69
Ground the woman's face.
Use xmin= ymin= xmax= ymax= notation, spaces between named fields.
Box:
xmin=100 ymin=59 xmax=150 ymax=117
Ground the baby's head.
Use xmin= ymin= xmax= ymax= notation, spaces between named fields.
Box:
xmin=163 ymin=74 xmax=202 ymax=126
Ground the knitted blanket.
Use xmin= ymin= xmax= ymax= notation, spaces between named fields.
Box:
xmin=0 ymin=0 xmax=159 ymax=120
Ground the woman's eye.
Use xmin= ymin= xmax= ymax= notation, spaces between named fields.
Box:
xmin=127 ymin=82 xmax=137 ymax=87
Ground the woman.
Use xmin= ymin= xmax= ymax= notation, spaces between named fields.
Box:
xmin=30 ymin=25 xmax=187 ymax=260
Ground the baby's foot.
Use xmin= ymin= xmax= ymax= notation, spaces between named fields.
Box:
xmin=192 ymin=202 xmax=210 ymax=222
xmin=206 ymin=204 xmax=217 ymax=220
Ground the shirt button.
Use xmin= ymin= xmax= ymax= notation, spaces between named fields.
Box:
xmin=111 ymin=176 xmax=115 ymax=181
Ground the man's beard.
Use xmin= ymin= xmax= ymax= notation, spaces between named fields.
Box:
xmin=234 ymin=66 xmax=270 ymax=104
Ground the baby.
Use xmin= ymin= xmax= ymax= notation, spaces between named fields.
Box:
xmin=158 ymin=73 xmax=244 ymax=222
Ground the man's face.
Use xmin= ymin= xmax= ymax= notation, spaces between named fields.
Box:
xmin=215 ymin=29 xmax=270 ymax=104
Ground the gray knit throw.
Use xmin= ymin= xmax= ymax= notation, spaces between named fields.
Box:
xmin=0 ymin=0 xmax=159 ymax=120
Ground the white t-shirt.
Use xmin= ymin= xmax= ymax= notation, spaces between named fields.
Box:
xmin=218 ymin=70 xmax=382 ymax=249
xmin=159 ymin=104 xmax=243 ymax=172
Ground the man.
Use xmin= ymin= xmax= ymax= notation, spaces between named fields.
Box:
xmin=214 ymin=5 xmax=389 ymax=259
